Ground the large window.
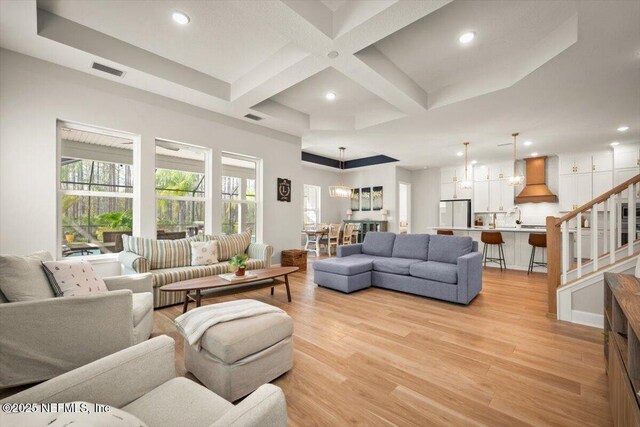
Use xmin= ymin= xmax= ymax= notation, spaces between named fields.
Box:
xmin=303 ymin=185 xmax=321 ymax=228
xmin=221 ymin=153 xmax=259 ymax=241
xmin=155 ymin=140 xmax=207 ymax=237
xmin=59 ymin=124 xmax=134 ymax=256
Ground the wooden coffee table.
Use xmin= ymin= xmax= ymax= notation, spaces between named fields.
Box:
xmin=160 ymin=266 xmax=299 ymax=313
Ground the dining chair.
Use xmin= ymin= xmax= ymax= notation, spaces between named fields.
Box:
xmin=327 ymin=223 xmax=341 ymax=255
xmin=342 ymin=223 xmax=355 ymax=245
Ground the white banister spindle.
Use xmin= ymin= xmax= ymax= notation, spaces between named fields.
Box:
xmin=561 ymin=221 xmax=569 ymax=285
xmin=610 ymin=197 xmax=616 ymax=264
xmin=603 ymin=204 xmax=608 ymax=251
xmin=591 ymin=206 xmax=598 ymax=271
xmin=576 ymin=212 xmax=582 ymax=279
xmin=629 ymin=182 xmax=636 ymax=255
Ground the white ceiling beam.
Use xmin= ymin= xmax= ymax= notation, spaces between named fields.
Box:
xmin=36 ymin=9 xmax=230 ymax=100
xmin=333 ymin=0 xmax=397 ymax=39
xmin=353 ymin=45 xmax=428 ymax=112
xmin=231 ymin=43 xmax=310 ymax=101
xmin=251 ymin=99 xmax=310 ymax=129
xmin=280 ymin=0 xmax=334 ymax=38
xmin=335 ymin=0 xmax=453 ymax=53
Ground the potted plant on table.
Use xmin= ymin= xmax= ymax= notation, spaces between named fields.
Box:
xmin=229 ymin=253 xmax=249 ymax=277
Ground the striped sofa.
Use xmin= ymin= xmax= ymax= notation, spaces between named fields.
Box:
xmin=118 ymin=230 xmax=273 ymax=308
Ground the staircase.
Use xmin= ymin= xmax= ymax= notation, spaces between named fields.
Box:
xmin=546 ymin=174 xmax=640 ymax=326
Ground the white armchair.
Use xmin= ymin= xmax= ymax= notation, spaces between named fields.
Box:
xmin=0 ymin=273 xmax=153 ymax=389
xmin=1 ymin=336 xmax=288 ymax=427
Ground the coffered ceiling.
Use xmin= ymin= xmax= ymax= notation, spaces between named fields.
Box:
xmin=0 ymin=0 xmax=638 ymax=169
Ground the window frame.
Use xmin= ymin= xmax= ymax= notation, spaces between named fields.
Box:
xmin=155 ymin=139 xmax=211 ymax=235
xmin=56 ymin=120 xmax=139 ymax=260
xmin=220 ymin=152 xmax=262 ymax=242
xmin=303 ymin=184 xmax=322 ymax=228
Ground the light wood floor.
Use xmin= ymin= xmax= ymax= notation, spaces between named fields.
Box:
xmin=155 ymin=262 xmax=612 ymax=426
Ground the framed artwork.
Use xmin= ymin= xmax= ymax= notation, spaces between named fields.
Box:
xmin=277 ymin=178 xmax=291 ymax=202
xmin=361 ymin=187 xmax=371 ymax=211
xmin=351 ymin=188 xmax=360 ymax=211
xmin=372 ymin=186 xmax=383 ymax=211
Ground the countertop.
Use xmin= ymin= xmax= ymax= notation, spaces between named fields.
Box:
xmin=432 ymin=226 xmax=547 ymax=233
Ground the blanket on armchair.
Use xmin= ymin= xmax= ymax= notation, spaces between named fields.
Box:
xmin=175 ymin=299 xmax=285 ymax=350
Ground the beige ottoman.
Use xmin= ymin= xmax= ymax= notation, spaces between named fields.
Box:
xmin=184 ymin=305 xmax=294 ymax=402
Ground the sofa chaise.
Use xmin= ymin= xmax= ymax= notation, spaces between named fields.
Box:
xmin=118 ymin=230 xmax=273 ymax=308
xmin=313 ymin=232 xmax=482 ymax=304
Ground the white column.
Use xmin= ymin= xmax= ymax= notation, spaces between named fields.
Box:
xmin=610 ymin=197 xmax=616 ymax=264
xmin=576 ymin=212 xmax=582 ymax=279
xmin=561 ymin=221 xmax=569 ymax=285
xmin=629 ymin=182 xmax=636 ymax=256
xmin=133 ymin=135 xmax=156 ymax=239
xmin=591 ymin=206 xmax=598 ymax=271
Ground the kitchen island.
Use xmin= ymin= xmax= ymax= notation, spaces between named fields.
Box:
xmin=432 ymin=226 xmax=548 ymax=272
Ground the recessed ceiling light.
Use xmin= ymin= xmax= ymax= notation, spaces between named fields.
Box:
xmin=456 ymin=151 xmax=463 ymax=157
xmin=531 ymin=152 xmax=538 ymax=157
xmin=459 ymin=32 xmax=475 ymax=44
xmin=327 ymin=51 xmax=339 ymax=59
xmin=325 ymin=92 xmax=336 ymax=101
xmin=617 ymin=125 xmax=629 ymax=132
xmin=172 ymin=11 xmax=190 ymax=25
xmin=610 ymin=141 xmax=620 ymax=146
xmin=524 ymin=140 xmax=533 ymax=146
xmin=471 ymin=160 xmax=478 ymax=165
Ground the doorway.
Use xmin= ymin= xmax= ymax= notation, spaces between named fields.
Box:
xmin=399 ymin=181 xmax=411 ymax=234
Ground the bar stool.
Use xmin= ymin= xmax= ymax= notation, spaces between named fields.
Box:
xmin=528 ymin=233 xmax=547 ymax=274
xmin=481 ymin=231 xmax=506 ymax=271
xmin=437 ymin=230 xmax=454 ymax=235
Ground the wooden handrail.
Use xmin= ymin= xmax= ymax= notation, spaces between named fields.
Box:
xmin=554 ymin=173 xmax=640 ymax=225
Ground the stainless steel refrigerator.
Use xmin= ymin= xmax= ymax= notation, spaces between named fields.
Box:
xmin=439 ymin=199 xmax=471 ymax=228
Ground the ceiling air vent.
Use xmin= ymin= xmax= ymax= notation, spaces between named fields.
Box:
xmin=497 ymin=142 xmax=513 ymax=147
xmin=244 ymin=113 xmax=263 ymax=121
xmin=91 ymin=62 xmax=125 ymax=78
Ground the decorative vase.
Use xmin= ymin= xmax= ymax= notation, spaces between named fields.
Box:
xmin=65 ymin=234 xmax=75 ymax=243
xmin=515 ymin=223 xmax=521 ymax=229
xmin=235 ymin=267 xmax=246 ymax=277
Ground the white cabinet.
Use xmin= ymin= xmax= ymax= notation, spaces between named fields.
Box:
xmin=473 ymin=165 xmax=490 ymax=182
xmin=593 ymin=171 xmax=613 ymax=210
xmin=614 ymin=145 xmax=640 ymax=170
xmin=615 ymin=168 xmax=640 ymax=198
xmin=559 ymin=153 xmax=592 ymax=175
xmin=559 ymin=173 xmax=592 ymax=212
xmin=441 ymin=182 xmax=456 ymax=200
xmin=474 ymin=181 xmax=490 ymax=212
xmin=457 ymin=184 xmax=473 ymax=200
xmin=592 ymin=151 xmax=613 ymax=172
xmin=489 ymin=180 xmax=514 ymax=212
xmin=489 ymin=162 xmax=512 ymax=181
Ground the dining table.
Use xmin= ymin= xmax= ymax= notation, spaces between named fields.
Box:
xmin=302 ymin=229 xmax=328 ymax=257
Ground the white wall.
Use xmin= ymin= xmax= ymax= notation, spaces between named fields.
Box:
xmin=0 ymin=49 xmax=302 ymax=264
xmin=301 ymin=164 xmax=349 ymax=225
xmin=344 ymin=163 xmax=398 ymax=232
xmin=410 ymin=168 xmax=441 ymax=233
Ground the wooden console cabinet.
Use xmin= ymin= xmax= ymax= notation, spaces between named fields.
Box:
xmin=604 ymin=273 xmax=640 ymax=426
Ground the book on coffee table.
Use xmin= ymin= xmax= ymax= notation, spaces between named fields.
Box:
xmin=219 ymin=272 xmax=258 ymax=282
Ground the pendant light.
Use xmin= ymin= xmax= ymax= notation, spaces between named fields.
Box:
xmin=329 ymin=147 xmax=353 ymax=198
xmin=508 ymin=132 xmax=524 ymax=186
xmin=459 ymin=141 xmax=473 ymax=189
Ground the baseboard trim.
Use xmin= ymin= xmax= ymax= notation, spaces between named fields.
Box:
xmin=571 ymin=310 xmax=604 ymax=329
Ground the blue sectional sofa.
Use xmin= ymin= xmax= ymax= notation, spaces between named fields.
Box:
xmin=313 ymin=232 xmax=482 ymax=305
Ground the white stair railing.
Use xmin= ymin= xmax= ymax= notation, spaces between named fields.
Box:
xmin=547 ymin=174 xmax=640 ymax=314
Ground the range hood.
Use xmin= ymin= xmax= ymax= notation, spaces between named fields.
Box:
xmin=515 ymin=156 xmax=558 ymax=204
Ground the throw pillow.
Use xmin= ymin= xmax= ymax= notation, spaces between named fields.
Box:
xmin=0 ymin=251 xmax=56 ymax=302
xmin=42 ymin=260 xmax=108 ymax=297
xmin=191 ymin=240 xmax=219 ymax=266
xmin=205 ymin=229 xmax=252 ymax=261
